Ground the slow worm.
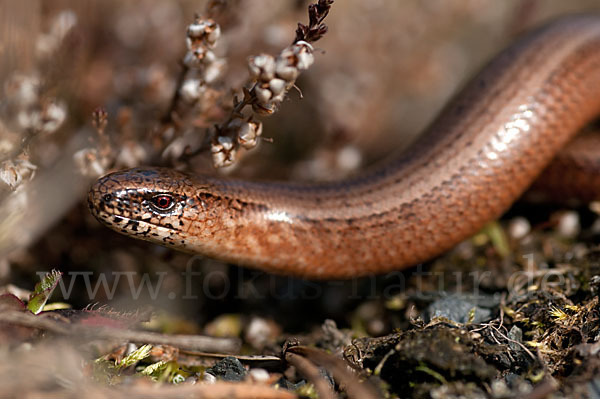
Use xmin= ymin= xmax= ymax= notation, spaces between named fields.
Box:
xmin=89 ymin=16 xmax=600 ymax=278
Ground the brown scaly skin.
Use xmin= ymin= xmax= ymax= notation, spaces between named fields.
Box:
xmin=90 ymin=16 xmax=600 ymax=279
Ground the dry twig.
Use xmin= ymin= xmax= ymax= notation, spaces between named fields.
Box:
xmin=0 ymin=310 xmax=240 ymax=353
xmin=285 ymin=351 xmax=337 ymax=399
xmin=285 ymin=344 xmax=380 ymax=399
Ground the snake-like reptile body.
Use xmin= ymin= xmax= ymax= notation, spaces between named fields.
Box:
xmin=89 ymin=16 xmax=600 ymax=278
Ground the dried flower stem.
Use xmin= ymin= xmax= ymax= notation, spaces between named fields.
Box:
xmin=73 ymin=108 xmax=113 ymax=177
xmin=0 ymin=11 xmax=72 ymax=189
xmin=207 ymin=0 xmax=334 ymax=168
xmin=294 ymin=0 xmax=334 ymax=43
xmin=163 ymin=13 xmax=225 ymax=129
xmin=162 ymin=1 xmax=334 ymax=168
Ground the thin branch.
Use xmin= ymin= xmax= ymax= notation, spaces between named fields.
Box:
xmin=161 ymin=61 xmax=190 ymax=126
xmin=285 ymin=345 xmax=380 ymax=399
xmin=0 ymin=311 xmax=241 ymax=353
xmin=285 ymin=351 xmax=337 ymax=399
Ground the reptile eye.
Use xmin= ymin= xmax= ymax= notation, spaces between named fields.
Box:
xmin=151 ymin=194 xmax=175 ymax=211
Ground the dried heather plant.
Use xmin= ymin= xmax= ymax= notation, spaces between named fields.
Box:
xmin=0 ymin=10 xmax=73 ymax=191
xmin=160 ymin=0 xmax=334 ymax=169
xmin=73 ymin=108 xmax=112 ymax=177
xmin=209 ymin=0 xmax=334 ymax=168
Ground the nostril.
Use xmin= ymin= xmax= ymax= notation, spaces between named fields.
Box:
xmin=102 ymin=194 xmax=113 ymax=202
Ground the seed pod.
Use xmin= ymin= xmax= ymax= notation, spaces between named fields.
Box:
xmin=293 ymin=41 xmax=315 ymax=70
xmin=205 ymin=22 xmax=221 ymax=45
xmin=179 ymin=79 xmax=205 ymax=102
xmin=255 ymin=86 xmax=272 ymax=104
xmin=275 ymin=58 xmax=298 ymax=81
xmin=0 ymin=158 xmax=37 ymax=189
xmin=40 ymin=101 xmax=67 ymax=134
xmin=187 ymin=20 xmax=207 ymax=39
xmin=238 ymin=120 xmax=263 ymax=149
xmin=268 ymin=78 xmax=286 ymax=96
xmin=211 ymin=136 xmax=236 ymax=168
xmin=204 ymin=59 xmax=226 ymax=83
xmin=248 ymin=54 xmax=276 ymax=82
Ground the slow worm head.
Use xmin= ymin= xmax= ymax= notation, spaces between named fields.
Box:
xmin=90 ymin=16 xmax=600 ymax=278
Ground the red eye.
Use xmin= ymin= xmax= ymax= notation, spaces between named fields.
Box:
xmin=151 ymin=195 xmax=174 ymax=210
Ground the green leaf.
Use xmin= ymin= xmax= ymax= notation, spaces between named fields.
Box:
xmin=140 ymin=360 xmax=167 ymax=380
xmin=482 ymin=222 xmax=510 ymax=258
xmin=27 ymin=269 xmax=63 ymax=314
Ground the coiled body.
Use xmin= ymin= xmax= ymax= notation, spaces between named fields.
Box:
xmin=89 ymin=16 xmax=600 ymax=278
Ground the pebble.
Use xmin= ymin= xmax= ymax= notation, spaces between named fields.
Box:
xmin=556 ymin=211 xmax=580 ymax=238
xmin=249 ymin=368 xmax=270 ymax=382
xmin=245 ymin=317 xmax=277 ymax=350
xmin=206 ymin=356 xmax=247 ymax=381
xmin=508 ymin=217 xmax=530 ymax=240
xmin=424 ymin=294 xmax=494 ymax=324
